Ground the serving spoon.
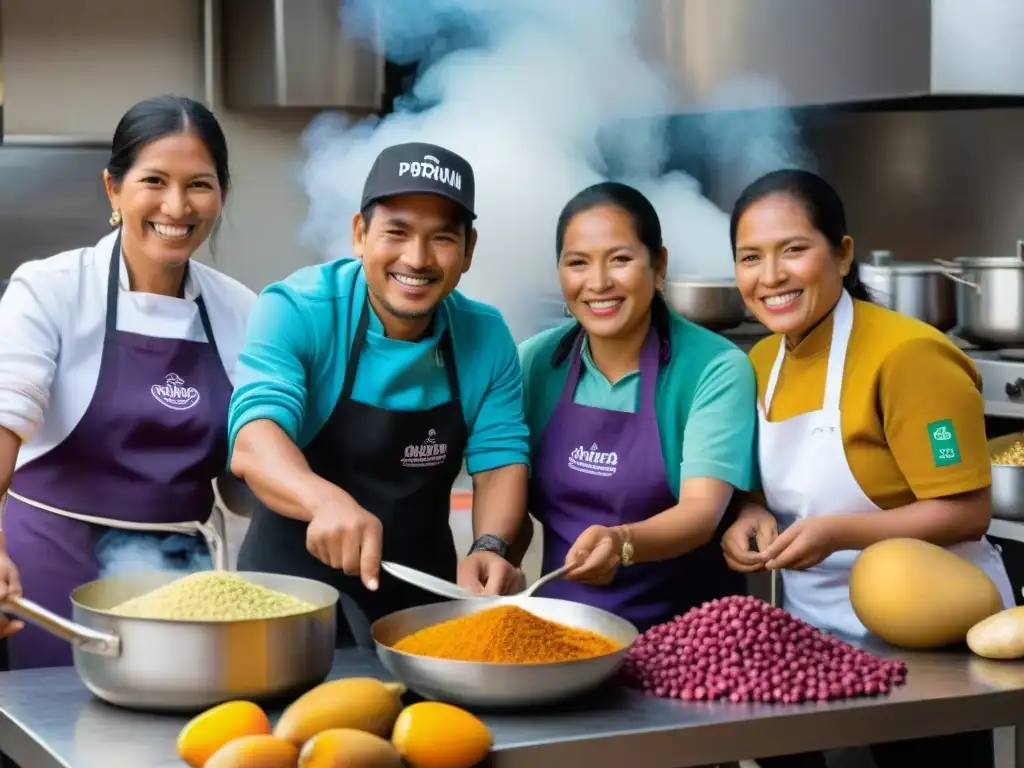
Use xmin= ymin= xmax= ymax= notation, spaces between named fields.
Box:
xmin=381 ymin=561 xmax=573 ymax=601
xmin=519 ymin=564 xmax=571 ymax=597
xmin=380 ymin=561 xmax=478 ymax=601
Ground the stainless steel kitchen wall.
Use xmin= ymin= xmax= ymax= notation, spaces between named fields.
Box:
xmin=695 ymin=106 xmax=1024 ymax=264
xmin=801 ymin=107 xmax=1024 ymax=262
xmin=0 ymin=143 xmax=111 ymax=281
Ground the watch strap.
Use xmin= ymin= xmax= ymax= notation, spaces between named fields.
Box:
xmin=468 ymin=533 xmax=510 ymax=559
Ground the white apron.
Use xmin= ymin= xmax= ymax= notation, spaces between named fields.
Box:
xmin=758 ymin=290 xmax=1013 ymax=638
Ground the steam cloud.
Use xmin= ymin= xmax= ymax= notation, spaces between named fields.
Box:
xmin=96 ymin=531 xmax=211 ymax=579
xmin=299 ymin=0 xmax=814 ymax=342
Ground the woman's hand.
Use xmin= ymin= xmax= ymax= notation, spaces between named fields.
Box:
xmin=721 ymin=506 xmax=778 ymax=573
xmin=0 ymin=551 xmax=24 ymax=639
xmin=564 ymin=525 xmax=623 ymax=585
xmin=761 ymin=516 xmax=838 ymax=571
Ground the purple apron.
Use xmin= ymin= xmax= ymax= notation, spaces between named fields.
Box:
xmin=529 ymin=327 xmax=744 ymax=631
xmin=2 ymin=232 xmax=233 ymax=669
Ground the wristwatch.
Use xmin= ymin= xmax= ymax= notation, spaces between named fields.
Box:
xmin=618 ymin=525 xmax=635 ymax=567
xmin=468 ymin=534 xmax=510 ymax=560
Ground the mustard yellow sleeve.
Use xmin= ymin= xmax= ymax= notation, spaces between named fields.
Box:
xmin=879 ymin=337 xmax=991 ymax=500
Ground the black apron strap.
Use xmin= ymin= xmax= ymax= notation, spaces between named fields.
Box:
xmin=105 ymin=230 xmax=218 ymax=353
xmin=437 ymin=320 xmax=460 ymax=402
xmin=195 ymin=296 xmax=219 ymax=357
xmin=340 ymin=297 xmax=372 ymax=402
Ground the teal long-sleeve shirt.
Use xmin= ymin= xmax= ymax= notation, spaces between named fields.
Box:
xmin=226 ymin=258 xmax=530 ymax=475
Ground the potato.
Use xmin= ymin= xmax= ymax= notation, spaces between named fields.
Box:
xmin=967 ymin=606 xmax=1024 ymax=659
xmin=850 ymin=538 xmax=1003 ymax=649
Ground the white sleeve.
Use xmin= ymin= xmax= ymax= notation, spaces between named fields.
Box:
xmin=0 ymin=266 xmax=62 ymax=441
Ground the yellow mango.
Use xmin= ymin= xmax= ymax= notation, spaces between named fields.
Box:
xmin=205 ymin=734 xmax=299 ymax=768
xmin=850 ymin=538 xmax=1004 ymax=649
xmin=274 ymin=677 xmax=406 ymax=746
xmin=177 ymin=700 xmax=271 ymax=768
xmin=299 ymin=728 xmax=404 ymax=768
xmin=391 ymin=701 xmax=492 ymax=768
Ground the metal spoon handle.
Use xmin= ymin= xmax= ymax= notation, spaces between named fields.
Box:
xmin=521 ymin=565 xmax=571 ymax=597
xmin=380 ymin=561 xmax=476 ymax=600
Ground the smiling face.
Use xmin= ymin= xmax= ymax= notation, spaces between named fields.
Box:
xmin=733 ymin=193 xmax=854 ymax=344
xmin=103 ymin=131 xmax=223 ymax=270
xmin=352 ymin=193 xmax=476 ymax=336
xmin=558 ymin=204 xmax=666 ymax=341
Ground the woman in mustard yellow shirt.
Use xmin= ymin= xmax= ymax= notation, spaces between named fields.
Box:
xmin=721 ymin=169 xmax=1011 ymax=768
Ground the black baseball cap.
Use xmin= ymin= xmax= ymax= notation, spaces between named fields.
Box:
xmin=360 ymin=142 xmax=477 ymax=219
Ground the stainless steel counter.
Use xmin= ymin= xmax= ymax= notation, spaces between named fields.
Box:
xmin=2 ymin=646 xmax=1024 ymax=768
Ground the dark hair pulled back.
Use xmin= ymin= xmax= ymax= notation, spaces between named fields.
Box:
xmin=551 ymin=181 xmax=670 ymax=367
xmin=729 ymin=169 xmax=871 ymax=303
xmin=107 ymin=94 xmax=231 ymax=197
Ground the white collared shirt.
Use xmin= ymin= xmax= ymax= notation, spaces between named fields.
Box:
xmin=0 ymin=230 xmax=256 ymax=468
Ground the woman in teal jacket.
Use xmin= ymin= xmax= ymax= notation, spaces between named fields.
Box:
xmin=518 ymin=182 xmax=759 ymax=631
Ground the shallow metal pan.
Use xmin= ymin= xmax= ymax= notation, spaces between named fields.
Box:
xmin=371 ymin=596 xmax=638 ymax=709
xmin=2 ymin=570 xmax=339 ymax=712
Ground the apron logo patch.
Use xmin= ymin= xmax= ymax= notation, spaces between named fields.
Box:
xmin=927 ymin=419 xmax=962 ymax=467
xmin=401 ymin=428 xmax=448 ymax=468
xmin=397 ymin=154 xmax=463 ymax=191
xmin=568 ymin=442 xmax=618 ymax=478
xmin=151 ymin=373 xmax=201 ymax=411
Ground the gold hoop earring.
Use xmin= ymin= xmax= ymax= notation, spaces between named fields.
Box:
xmin=109 ymin=209 xmax=122 ymax=227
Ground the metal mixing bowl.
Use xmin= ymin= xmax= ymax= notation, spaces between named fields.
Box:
xmin=371 ymin=596 xmax=639 ymax=708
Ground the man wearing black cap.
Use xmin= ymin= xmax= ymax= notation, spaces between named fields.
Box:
xmin=227 ymin=143 xmax=529 ymax=645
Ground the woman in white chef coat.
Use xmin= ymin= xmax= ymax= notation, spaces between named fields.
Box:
xmin=722 ymin=169 xmax=1010 ymax=768
xmin=0 ymin=95 xmax=255 ymax=669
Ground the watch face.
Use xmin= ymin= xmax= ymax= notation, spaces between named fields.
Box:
xmin=621 ymin=540 xmax=635 ymax=566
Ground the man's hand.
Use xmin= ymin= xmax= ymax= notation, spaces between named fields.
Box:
xmin=761 ymin=516 xmax=838 ymax=571
xmin=564 ymin=525 xmax=622 ymax=585
xmin=721 ymin=506 xmax=778 ymax=573
xmin=0 ymin=551 xmax=24 ymax=639
xmin=457 ymin=551 xmax=521 ymax=596
xmin=305 ymin=495 xmax=383 ymax=591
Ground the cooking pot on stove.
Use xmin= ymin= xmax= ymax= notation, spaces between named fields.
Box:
xmin=938 ymin=240 xmax=1024 ymax=348
xmin=663 ymin=278 xmax=751 ymax=331
xmin=860 ymin=251 xmax=957 ymax=332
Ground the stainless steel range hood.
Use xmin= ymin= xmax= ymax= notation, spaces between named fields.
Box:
xmin=642 ymin=0 xmax=1024 ymax=112
xmin=221 ymin=0 xmax=383 ymax=110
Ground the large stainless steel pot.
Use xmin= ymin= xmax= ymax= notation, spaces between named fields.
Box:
xmin=663 ymin=278 xmax=750 ymax=331
xmin=860 ymin=251 xmax=957 ymax=331
xmin=372 ymin=596 xmax=638 ymax=708
xmin=988 ymin=433 xmax=1024 ymax=522
xmin=1 ymin=570 xmax=339 ymax=712
xmin=938 ymin=241 xmax=1024 ymax=347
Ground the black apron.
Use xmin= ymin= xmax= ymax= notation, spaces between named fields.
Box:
xmin=237 ymin=296 xmax=468 ymax=647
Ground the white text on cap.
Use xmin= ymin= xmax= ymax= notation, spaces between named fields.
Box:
xmin=397 ymin=153 xmax=463 ymax=191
